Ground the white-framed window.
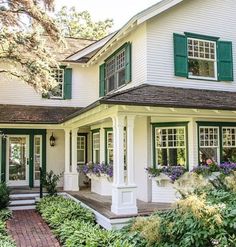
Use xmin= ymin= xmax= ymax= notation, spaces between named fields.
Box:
xmin=106 ymin=49 xmax=126 ymax=93
xmin=77 ymin=135 xmax=86 ymax=164
xmin=188 ymin=38 xmax=217 ymax=80
xmin=49 ymin=68 xmax=64 ymax=99
xmin=92 ymin=132 xmax=100 ymax=163
xmin=106 ymin=130 xmax=126 ymax=165
xmin=155 ymin=127 xmax=186 ymax=166
xmin=222 ymin=127 xmax=236 ymax=162
xmin=34 ymin=136 xmax=42 ymax=181
xmin=199 ymin=127 xmax=220 ymax=164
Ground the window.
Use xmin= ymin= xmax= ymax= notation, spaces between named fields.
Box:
xmin=154 ymin=126 xmax=187 ymax=166
xmin=92 ymin=132 xmax=100 ymax=163
xmin=188 ymin=38 xmax=217 ymax=79
xmin=99 ymin=42 xmax=131 ymax=96
xmin=199 ymin=127 xmax=219 ymax=164
xmin=44 ymin=67 xmax=72 ymax=100
xmin=50 ymin=68 xmax=64 ymax=98
xmin=222 ymin=128 xmax=236 ymax=162
xmin=174 ymin=33 xmax=233 ymax=81
xmin=198 ymin=123 xmax=236 ymax=164
xmin=77 ymin=135 xmax=86 ymax=164
xmin=34 ymin=136 xmax=42 ymax=182
xmin=105 ymin=129 xmax=126 ymax=165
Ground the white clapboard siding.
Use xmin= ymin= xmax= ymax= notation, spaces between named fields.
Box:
xmin=146 ymin=0 xmax=236 ymax=92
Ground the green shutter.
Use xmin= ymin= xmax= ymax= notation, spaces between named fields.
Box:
xmin=99 ymin=63 xmax=106 ymax=97
xmin=173 ymin=33 xmax=188 ymax=77
xmin=218 ymin=41 xmax=233 ymax=81
xmin=125 ymin=42 xmax=132 ymax=83
xmin=64 ymin=68 xmax=72 ymax=99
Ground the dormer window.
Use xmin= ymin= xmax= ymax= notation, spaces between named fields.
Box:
xmin=106 ymin=49 xmax=126 ymax=93
xmin=99 ymin=42 xmax=132 ymax=97
xmin=50 ymin=68 xmax=64 ymax=99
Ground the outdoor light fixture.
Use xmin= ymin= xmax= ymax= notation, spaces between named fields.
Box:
xmin=0 ymin=131 xmax=7 ymax=139
xmin=49 ymin=133 xmax=56 ymax=147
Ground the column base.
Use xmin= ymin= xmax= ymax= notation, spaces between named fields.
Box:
xmin=111 ymin=185 xmax=138 ymax=215
xmin=63 ymin=172 xmax=79 ymax=191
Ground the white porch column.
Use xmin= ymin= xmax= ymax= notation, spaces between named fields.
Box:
xmin=127 ymin=116 xmax=136 ymax=186
xmin=111 ymin=115 xmax=138 ymax=215
xmin=64 ymin=128 xmax=79 ymax=191
xmin=188 ymin=120 xmax=198 ymax=171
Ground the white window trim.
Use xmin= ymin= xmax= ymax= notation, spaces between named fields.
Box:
xmin=155 ymin=126 xmax=187 ymax=166
xmin=34 ymin=135 xmax=42 ymax=184
xmin=187 ymin=37 xmax=217 ymax=81
xmin=50 ymin=68 xmax=64 ymax=99
xmin=77 ymin=136 xmax=86 ymax=164
xmin=105 ymin=48 xmax=126 ymax=94
xmin=92 ymin=132 xmax=100 ymax=163
xmin=222 ymin=127 xmax=236 ymax=148
xmin=199 ymin=126 xmax=220 ymax=163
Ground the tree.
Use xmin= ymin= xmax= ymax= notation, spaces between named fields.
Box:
xmin=55 ymin=6 xmax=113 ymax=40
xmin=0 ymin=0 xmax=62 ymax=93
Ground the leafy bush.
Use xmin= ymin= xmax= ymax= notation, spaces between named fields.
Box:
xmin=42 ymin=170 xmax=62 ymax=196
xmin=36 ymin=196 xmax=95 ymax=228
xmin=126 ymin=175 xmax=236 ymax=247
xmin=0 ymin=183 xmax=10 ymax=210
xmin=0 ymin=209 xmax=15 ymax=247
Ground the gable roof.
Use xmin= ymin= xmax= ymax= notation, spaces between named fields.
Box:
xmin=86 ymin=0 xmax=185 ymax=65
xmin=0 ymin=105 xmax=81 ymax=124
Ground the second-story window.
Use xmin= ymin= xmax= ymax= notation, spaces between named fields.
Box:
xmin=50 ymin=68 xmax=64 ymax=99
xmin=99 ymin=42 xmax=131 ymax=97
xmin=188 ymin=38 xmax=217 ymax=80
xmin=106 ymin=49 xmax=126 ymax=93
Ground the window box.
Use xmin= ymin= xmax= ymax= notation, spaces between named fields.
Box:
xmin=87 ymin=174 xmax=112 ymax=196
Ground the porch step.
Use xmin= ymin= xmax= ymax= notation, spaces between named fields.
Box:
xmin=9 ymin=193 xmax=38 ymax=211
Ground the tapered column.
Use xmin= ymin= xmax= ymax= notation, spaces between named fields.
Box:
xmin=100 ymin=128 xmax=105 ymax=163
xmin=71 ymin=128 xmax=78 ymax=173
xmin=127 ymin=116 xmax=135 ymax=185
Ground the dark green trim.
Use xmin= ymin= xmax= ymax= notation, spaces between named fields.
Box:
xmin=0 ymin=129 xmax=46 ymax=187
xmin=1 ymin=138 xmax=6 ymax=182
xmin=104 ymin=128 xmax=112 ymax=165
xmin=104 ymin=43 xmax=128 ymax=63
xmin=152 ymin=122 xmax=189 ymax=169
xmin=184 ymin=32 xmax=220 ymax=41
xmin=197 ymin=121 xmax=236 ymax=164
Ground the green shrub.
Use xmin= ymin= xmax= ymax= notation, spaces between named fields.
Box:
xmin=0 ymin=209 xmax=15 ymax=247
xmin=36 ymin=196 xmax=95 ymax=228
xmin=42 ymin=170 xmax=62 ymax=196
xmin=0 ymin=183 xmax=10 ymax=210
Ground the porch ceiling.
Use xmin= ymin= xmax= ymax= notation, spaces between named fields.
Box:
xmin=0 ymin=104 xmax=81 ymax=124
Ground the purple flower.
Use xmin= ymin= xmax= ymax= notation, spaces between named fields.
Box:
xmin=82 ymin=162 xmax=113 ymax=177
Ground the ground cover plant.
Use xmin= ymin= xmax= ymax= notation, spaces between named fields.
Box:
xmin=37 ymin=172 xmax=236 ymax=247
xmin=0 ymin=210 xmax=16 ymax=247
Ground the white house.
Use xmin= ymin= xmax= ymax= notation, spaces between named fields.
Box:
xmin=1 ymin=0 xmax=236 ymax=216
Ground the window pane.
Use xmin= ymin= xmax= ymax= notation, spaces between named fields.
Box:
xmin=223 ymin=148 xmax=236 ymax=162
xmin=77 ymin=150 xmax=85 ymax=163
xmin=118 ymin=69 xmax=125 ymax=87
xmin=199 ymin=147 xmax=218 ymax=164
xmin=188 ymin=59 xmax=215 ymax=78
xmin=107 ymin=75 xmax=115 ymax=92
xmin=50 ymin=69 xmax=64 ymax=98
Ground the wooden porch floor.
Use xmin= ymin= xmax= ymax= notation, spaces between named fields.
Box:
xmin=68 ymin=189 xmax=172 ymax=219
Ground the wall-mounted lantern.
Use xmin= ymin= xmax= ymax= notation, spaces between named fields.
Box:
xmin=49 ymin=133 xmax=56 ymax=147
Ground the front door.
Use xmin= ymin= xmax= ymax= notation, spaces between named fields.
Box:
xmin=6 ymin=135 xmax=29 ymax=186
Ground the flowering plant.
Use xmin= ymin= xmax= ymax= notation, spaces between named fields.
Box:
xmin=191 ymin=160 xmax=236 ymax=176
xmin=82 ymin=162 xmax=113 ymax=178
xmin=146 ymin=165 xmax=187 ymax=182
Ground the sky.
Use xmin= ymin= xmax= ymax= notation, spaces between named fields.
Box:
xmin=55 ymin=0 xmax=161 ymax=31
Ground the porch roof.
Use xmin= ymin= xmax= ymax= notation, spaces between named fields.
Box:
xmin=0 ymin=104 xmax=81 ymax=124
xmin=100 ymin=84 xmax=236 ymax=111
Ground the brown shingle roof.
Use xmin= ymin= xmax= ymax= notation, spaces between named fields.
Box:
xmin=0 ymin=105 xmax=81 ymax=124
xmin=100 ymin=84 xmax=236 ymax=110
xmin=46 ymin=37 xmax=95 ymax=61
